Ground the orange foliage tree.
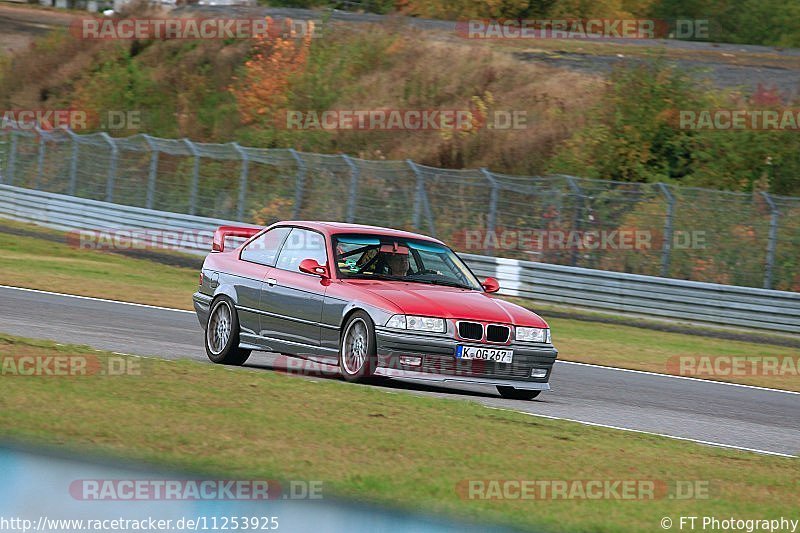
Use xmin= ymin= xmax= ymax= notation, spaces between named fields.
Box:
xmin=231 ymin=18 xmax=313 ymax=126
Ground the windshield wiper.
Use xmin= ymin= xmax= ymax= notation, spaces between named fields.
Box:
xmin=408 ymin=278 xmax=473 ymax=290
xmin=344 ymin=274 xmax=471 ymax=289
xmin=346 ymin=274 xmax=476 ymax=291
xmin=345 ymin=273 xmax=406 ymax=281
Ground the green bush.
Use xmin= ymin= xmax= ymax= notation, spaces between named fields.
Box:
xmin=546 ymin=59 xmax=800 ymax=196
xmin=648 ymin=0 xmax=800 ymax=46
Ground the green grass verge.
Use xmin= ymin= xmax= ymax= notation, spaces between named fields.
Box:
xmin=0 ymin=220 xmax=198 ymax=309
xmin=0 ymin=333 xmax=797 ymax=533
xmin=1 ymin=219 xmax=798 ymax=391
xmin=544 ymin=317 xmax=800 ymax=391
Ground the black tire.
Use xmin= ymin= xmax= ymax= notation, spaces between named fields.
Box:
xmin=496 ymin=386 xmax=541 ymax=401
xmin=339 ymin=311 xmax=377 ymax=382
xmin=205 ymin=296 xmax=251 ymax=366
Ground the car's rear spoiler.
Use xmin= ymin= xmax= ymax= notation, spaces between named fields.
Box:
xmin=212 ymin=225 xmax=262 ymax=252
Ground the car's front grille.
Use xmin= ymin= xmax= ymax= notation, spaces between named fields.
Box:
xmin=458 ymin=321 xmax=483 ymax=340
xmin=486 ymin=324 xmax=510 ymax=343
xmin=422 ymin=354 xmax=532 ymax=379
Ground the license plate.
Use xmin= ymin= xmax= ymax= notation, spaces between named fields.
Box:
xmin=456 ymin=345 xmax=513 ymax=364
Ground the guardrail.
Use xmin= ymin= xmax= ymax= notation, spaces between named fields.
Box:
xmin=0 ymin=183 xmax=227 ymax=253
xmin=2 ymin=183 xmax=799 ymax=334
xmin=465 ymin=254 xmax=800 ymax=334
xmin=4 ymin=125 xmax=800 ymax=292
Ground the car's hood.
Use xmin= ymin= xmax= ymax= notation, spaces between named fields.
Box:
xmin=347 ymin=281 xmax=548 ymax=327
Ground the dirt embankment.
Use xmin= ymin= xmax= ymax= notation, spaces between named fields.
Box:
xmin=2 ymin=3 xmax=798 ymax=96
xmin=0 ymin=4 xmax=78 ymax=53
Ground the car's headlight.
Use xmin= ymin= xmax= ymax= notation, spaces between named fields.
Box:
xmin=385 ymin=315 xmax=446 ymax=333
xmin=515 ymin=326 xmax=550 ymax=343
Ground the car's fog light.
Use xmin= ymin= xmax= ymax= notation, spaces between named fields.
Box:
xmin=531 ymin=368 xmax=548 ymax=378
xmin=399 ymin=356 xmax=421 ymax=367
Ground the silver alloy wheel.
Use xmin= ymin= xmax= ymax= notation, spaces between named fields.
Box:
xmin=207 ymin=300 xmax=232 ymax=355
xmin=342 ymin=318 xmax=369 ymax=375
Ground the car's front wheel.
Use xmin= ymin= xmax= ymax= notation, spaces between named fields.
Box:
xmin=497 ymin=386 xmax=541 ymax=401
xmin=339 ymin=311 xmax=377 ymax=381
xmin=205 ymin=296 xmax=251 ymax=366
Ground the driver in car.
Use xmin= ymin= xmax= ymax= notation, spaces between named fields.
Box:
xmin=385 ymin=252 xmax=411 ymax=276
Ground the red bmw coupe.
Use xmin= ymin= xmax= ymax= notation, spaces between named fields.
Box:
xmin=193 ymin=221 xmax=557 ymax=400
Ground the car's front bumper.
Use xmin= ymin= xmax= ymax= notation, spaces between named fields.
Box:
xmin=374 ymin=327 xmax=557 ymax=391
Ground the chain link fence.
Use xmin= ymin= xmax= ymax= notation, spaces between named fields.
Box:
xmin=1 ymin=125 xmax=799 ymax=291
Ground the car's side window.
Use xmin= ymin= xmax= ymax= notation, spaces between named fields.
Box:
xmin=240 ymin=227 xmax=291 ymax=267
xmin=275 ymin=228 xmax=328 ymax=273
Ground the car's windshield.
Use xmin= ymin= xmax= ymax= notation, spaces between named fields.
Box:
xmin=333 ymin=234 xmax=482 ymax=291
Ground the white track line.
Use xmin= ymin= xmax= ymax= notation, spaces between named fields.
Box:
xmin=2 ymin=284 xmax=796 ymax=457
xmin=0 ymin=285 xmax=194 ymax=314
xmin=2 ymin=285 xmax=798 ymax=397
xmin=485 ymin=406 xmax=796 ymax=458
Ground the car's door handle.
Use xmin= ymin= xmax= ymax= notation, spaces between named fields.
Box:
xmin=265 ymin=278 xmax=278 ymax=287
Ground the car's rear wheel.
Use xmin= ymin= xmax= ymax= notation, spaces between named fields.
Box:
xmin=339 ymin=311 xmax=377 ymax=381
xmin=205 ymin=296 xmax=251 ymax=366
xmin=496 ymin=386 xmax=541 ymax=401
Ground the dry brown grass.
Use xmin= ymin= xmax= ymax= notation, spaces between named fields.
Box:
xmin=325 ymin=25 xmax=601 ymax=174
xmin=0 ymin=31 xmax=105 ymax=109
xmin=0 ymin=13 xmax=602 ymax=173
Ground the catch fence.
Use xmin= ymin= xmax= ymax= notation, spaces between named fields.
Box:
xmin=1 ymin=125 xmax=798 ymax=291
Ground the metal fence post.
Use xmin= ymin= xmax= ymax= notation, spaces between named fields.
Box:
xmin=480 ymin=168 xmax=499 ymax=256
xmin=421 ymin=188 xmax=437 ymax=238
xmin=0 ymin=134 xmax=4 ymax=185
xmin=100 ymin=132 xmax=118 ymax=203
xmin=33 ymin=127 xmax=47 ymax=190
xmin=66 ymin=129 xmax=79 ymax=196
xmin=564 ymin=176 xmax=584 ymax=267
xmin=657 ymin=183 xmax=676 ymax=278
xmin=5 ymin=130 xmax=17 ymax=186
xmin=761 ymin=192 xmax=780 ymax=290
xmin=290 ymin=149 xmax=306 ymax=219
xmin=233 ymin=143 xmax=249 ymax=222
xmin=184 ymin=139 xmax=200 ymax=215
xmin=342 ymin=154 xmax=359 ymax=223
xmin=142 ymin=135 xmax=159 ymax=210
xmin=407 ymin=159 xmax=424 ymax=231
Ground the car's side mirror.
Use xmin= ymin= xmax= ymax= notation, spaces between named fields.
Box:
xmin=481 ymin=276 xmax=500 ymax=293
xmin=299 ymin=258 xmax=330 ymax=279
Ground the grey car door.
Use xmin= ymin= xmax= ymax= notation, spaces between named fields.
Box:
xmin=235 ymin=226 xmax=291 ymax=341
xmin=258 ymin=228 xmax=331 ymax=357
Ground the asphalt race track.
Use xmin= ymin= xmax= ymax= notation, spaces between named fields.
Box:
xmin=1 ymin=285 xmax=797 ymax=457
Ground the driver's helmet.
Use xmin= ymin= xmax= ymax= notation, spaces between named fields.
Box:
xmin=383 ymin=251 xmax=410 ymax=276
